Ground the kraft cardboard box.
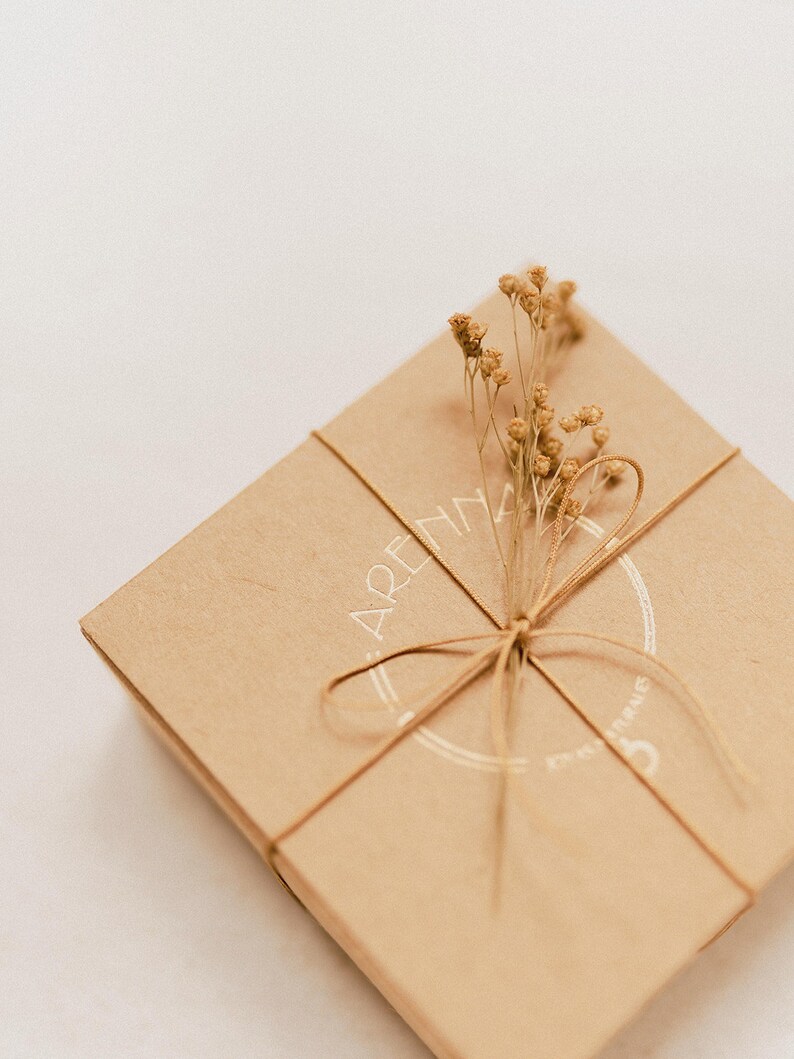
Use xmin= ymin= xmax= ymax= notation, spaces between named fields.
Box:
xmin=82 ymin=287 xmax=794 ymax=1058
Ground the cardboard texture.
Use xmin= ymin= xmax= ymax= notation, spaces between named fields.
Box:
xmin=81 ymin=289 xmax=794 ymax=1059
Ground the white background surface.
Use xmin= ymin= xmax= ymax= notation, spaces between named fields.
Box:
xmin=2 ymin=2 xmax=793 ymax=1056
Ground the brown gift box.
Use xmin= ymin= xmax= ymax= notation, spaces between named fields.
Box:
xmin=81 ymin=287 xmax=794 ymax=1059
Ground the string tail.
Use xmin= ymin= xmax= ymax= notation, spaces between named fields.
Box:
xmin=529 ymin=654 xmax=756 ymax=906
xmin=531 ymin=628 xmax=757 ymax=792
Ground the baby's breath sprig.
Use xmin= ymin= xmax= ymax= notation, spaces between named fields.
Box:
xmin=449 ymin=267 xmax=629 ymax=618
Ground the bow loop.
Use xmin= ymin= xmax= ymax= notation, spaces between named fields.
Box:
xmin=531 ymin=453 xmax=644 ymax=623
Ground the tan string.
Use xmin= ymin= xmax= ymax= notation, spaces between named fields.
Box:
xmin=271 ymin=636 xmax=502 ymax=853
xmin=267 ymin=436 xmax=754 ymax=915
xmin=533 ymin=447 xmax=740 ymax=621
xmin=312 ymin=430 xmax=505 ymax=629
xmin=530 ymin=629 xmax=756 ymax=789
xmin=532 ymin=453 xmax=645 ymax=618
xmin=527 ymin=655 xmax=755 ymax=902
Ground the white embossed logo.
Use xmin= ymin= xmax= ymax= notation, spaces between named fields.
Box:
xmin=347 ymin=484 xmax=660 ymax=777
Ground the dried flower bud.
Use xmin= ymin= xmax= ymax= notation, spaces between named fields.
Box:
xmin=592 ymin=425 xmax=610 ymax=447
xmin=449 ymin=314 xmax=488 ymax=358
xmin=557 ymin=280 xmax=577 ymax=303
xmin=479 ymin=347 xmax=502 ymax=378
xmin=448 ymin=313 xmax=471 ymax=336
xmin=604 ymin=460 xmax=626 ymax=480
xmin=491 ymin=367 xmax=511 ymax=387
xmin=498 ymin=273 xmax=529 ymax=297
xmin=559 ymin=457 xmax=579 ymax=481
xmin=518 ymin=289 xmax=540 ymax=316
xmin=533 ymin=453 xmax=551 ymax=477
xmin=559 ymin=415 xmax=580 ymax=433
xmin=535 ymin=404 xmax=555 ymax=428
xmin=576 ymin=404 xmax=604 ymax=426
xmin=566 ymin=311 xmax=585 ymax=341
xmin=564 ymin=498 xmax=583 ymax=519
xmin=540 ymin=293 xmax=560 ymax=330
xmin=507 ymin=417 xmax=530 ymax=442
xmin=528 ymin=265 xmax=548 ymax=290
xmin=541 ymin=435 xmax=563 ymax=459
xmin=532 ymin=381 xmax=549 ymax=405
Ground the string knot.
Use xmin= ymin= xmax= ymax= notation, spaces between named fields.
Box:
xmin=510 ymin=615 xmax=534 ymax=650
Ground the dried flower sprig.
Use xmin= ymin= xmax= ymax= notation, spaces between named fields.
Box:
xmin=449 ymin=267 xmax=627 ymax=618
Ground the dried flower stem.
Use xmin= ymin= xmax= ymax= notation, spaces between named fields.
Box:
xmin=466 ymin=360 xmax=507 ymax=570
xmin=510 ymin=299 xmax=528 ymax=405
xmin=449 ymin=269 xmax=615 ymax=621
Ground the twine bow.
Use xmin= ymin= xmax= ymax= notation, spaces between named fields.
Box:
xmin=267 ymin=433 xmax=755 ymax=909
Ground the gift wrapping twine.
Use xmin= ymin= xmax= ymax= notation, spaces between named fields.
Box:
xmin=266 ymin=432 xmax=756 ymax=929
